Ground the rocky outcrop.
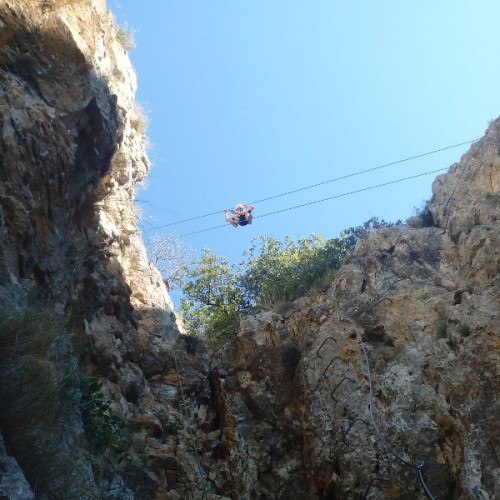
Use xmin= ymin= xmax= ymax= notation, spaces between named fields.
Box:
xmin=0 ymin=433 xmax=34 ymax=500
xmin=0 ymin=0 xmax=179 ymax=497
xmin=0 ymin=0 xmax=498 ymax=498
xmin=158 ymin=124 xmax=498 ymax=499
xmin=0 ymin=0 xmax=180 ymax=354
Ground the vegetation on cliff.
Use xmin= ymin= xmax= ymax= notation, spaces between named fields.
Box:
xmin=155 ymin=218 xmax=400 ymax=347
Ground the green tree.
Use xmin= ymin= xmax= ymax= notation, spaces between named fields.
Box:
xmin=177 ymin=218 xmax=401 ymax=348
xmin=179 ymin=248 xmax=243 ymax=347
xmin=340 ymin=216 xmax=401 ymax=246
xmin=240 ymin=234 xmax=347 ymax=310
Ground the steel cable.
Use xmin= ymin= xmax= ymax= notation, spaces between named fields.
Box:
xmin=178 ymin=167 xmax=446 ymax=237
xmin=144 ymin=140 xmax=476 ymax=233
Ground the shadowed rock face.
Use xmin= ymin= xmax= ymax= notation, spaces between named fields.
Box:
xmin=0 ymin=1 xmax=179 ymax=498
xmin=0 ymin=433 xmax=34 ymax=500
xmin=0 ymin=1 xmax=498 ymax=499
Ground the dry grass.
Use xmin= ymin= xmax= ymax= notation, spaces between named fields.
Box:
xmin=116 ymin=24 xmax=136 ymax=51
xmin=130 ymin=104 xmax=149 ymax=135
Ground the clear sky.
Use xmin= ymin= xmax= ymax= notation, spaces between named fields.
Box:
xmin=109 ymin=0 xmax=500 ymax=267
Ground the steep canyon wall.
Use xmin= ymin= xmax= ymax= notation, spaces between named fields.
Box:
xmin=0 ymin=1 xmax=498 ymax=499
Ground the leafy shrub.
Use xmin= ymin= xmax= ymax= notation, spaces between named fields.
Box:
xmin=408 ymin=200 xmax=434 ymax=227
xmin=0 ymin=307 xmax=61 ymax=359
xmin=160 ymin=416 xmax=181 ymax=436
xmin=479 ymin=255 xmax=495 ymax=274
xmin=461 ymin=221 xmax=475 ymax=234
xmin=181 ymin=334 xmax=206 ymax=355
xmin=125 ymin=380 xmax=143 ymax=405
xmin=240 ymin=234 xmax=346 ymax=310
xmin=384 ymin=335 xmax=395 ymax=347
xmin=80 ymin=376 xmax=125 ymax=452
xmin=0 ymin=307 xmax=99 ymax=498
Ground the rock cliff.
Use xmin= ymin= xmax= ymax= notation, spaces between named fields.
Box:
xmin=0 ymin=0 xmax=180 ymax=498
xmin=0 ymin=1 xmax=498 ymax=499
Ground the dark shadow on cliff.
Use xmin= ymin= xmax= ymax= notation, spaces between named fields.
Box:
xmin=0 ymin=4 xmax=138 ymax=498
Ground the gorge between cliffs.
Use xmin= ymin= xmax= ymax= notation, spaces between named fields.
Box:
xmin=0 ymin=1 xmax=499 ymax=499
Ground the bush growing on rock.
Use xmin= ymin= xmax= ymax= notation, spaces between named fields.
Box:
xmin=175 ymin=220 xmax=397 ymax=347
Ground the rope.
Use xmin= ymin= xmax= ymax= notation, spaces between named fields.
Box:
xmin=343 ymin=135 xmax=483 ymax=322
xmin=339 ymin=317 xmax=436 ymax=499
xmin=171 ymin=347 xmax=208 ymax=499
xmin=178 ymin=167 xmax=446 ymax=237
xmin=143 ymin=140 xmax=476 ymax=232
xmin=329 ymin=139 xmax=483 ymax=493
xmin=328 ymin=138 xmax=484 ymax=496
xmin=250 ymin=140 xmax=474 ymax=205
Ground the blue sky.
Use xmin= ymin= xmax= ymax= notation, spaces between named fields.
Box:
xmin=110 ymin=1 xmax=500 ymax=266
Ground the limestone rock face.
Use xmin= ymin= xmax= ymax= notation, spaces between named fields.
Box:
xmin=0 ymin=0 xmax=180 ymax=349
xmin=0 ymin=0 xmax=498 ymax=498
xmin=162 ymin=122 xmax=498 ymax=499
xmin=0 ymin=0 xmax=179 ymax=497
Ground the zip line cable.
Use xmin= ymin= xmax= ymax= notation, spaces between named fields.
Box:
xmin=179 ymin=167 xmax=446 ymax=237
xmin=143 ymin=139 xmax=476 ymax=232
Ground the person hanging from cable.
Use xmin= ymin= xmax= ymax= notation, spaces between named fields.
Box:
xmin=224 ymin=204 xmax=254 ymax=228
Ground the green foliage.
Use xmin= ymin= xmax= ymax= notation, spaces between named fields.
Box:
xmin=177 ymin=219 xmax=401 ymax=348
xmin=240 ymin=234 xmax=347 ymax=309
xmin=180 ymin=333 xmax=206 ymax=355
xmin=461 ymin=220 xmax=475 ymax=234
xmin=156 ymin=413 xmax=181 ymax=436
xmin=478 ymin=255 xmax=495 ymax=274
xmin=80 ymin=376 xmax=125 ymax=452
xmin=410 ymin=199 xmax=434 ymax=227
xmin=457 ymin=323 xmax=471 ymax=337
xmin=384 ymin=335 xmax=395 ymax=347
xmin=179 ymin=248 xmax=243 ymax=347
xmin=0 ymin=306 xmax=62 ymax=359
xmin=436 ymin=321 xmax=447 ymax=339
xmin=341 ymin=216 xmax=402 ymax=245
xmin=125 ymin=380 xmax=143 ymax=405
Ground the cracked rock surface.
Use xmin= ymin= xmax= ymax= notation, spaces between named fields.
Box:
xmin=0 ymin=1 xmax=498 ymax=498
